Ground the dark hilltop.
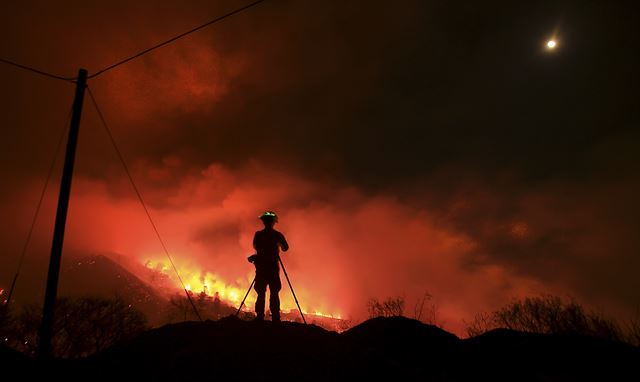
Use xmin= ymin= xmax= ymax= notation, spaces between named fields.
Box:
xmin=3 ymin=315 xmax=638 ymax=381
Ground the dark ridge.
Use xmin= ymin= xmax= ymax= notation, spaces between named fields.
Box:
xmin=343 ymin=315 xmax=460 ymax=345
xmin=457 ymin=328 xmax=640 ymax=381
xmin=4 ymin=316 xmax=639 ymax=381
xmin=0 ymin=343 xmax=32 ymax=372
xmin=74 ymin=315 xmax=345 ymax=380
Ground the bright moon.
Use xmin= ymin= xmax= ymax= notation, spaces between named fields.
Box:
xmin=547 ymin=40 xmax=557 ymax=49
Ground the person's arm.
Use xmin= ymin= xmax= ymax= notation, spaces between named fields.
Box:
xmin=279 ymin=233 xmax=289 ymax=252
xmin=253 ymin=232 xmax=258 ymax=250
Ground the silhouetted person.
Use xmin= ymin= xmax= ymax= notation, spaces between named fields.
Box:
xmin=249 ymin=211 xmax=289 ymax=322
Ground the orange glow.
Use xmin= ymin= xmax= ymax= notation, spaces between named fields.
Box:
xmin=143 ymin=259 xmax=342 ymax=319
xmin=510 ymin=222 xmax=530 ymax=238
xmin=14 ymin=163 xmax=558 ymax=336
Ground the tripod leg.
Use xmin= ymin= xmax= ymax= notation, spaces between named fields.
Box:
xmin=236 ymin=277 xmax=256 ymax=317
xmin=278 ymin=256 xmax=306 ymax=324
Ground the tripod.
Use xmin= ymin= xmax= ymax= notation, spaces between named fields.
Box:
xmin=236 ymin=255 xmax=306 ymax=324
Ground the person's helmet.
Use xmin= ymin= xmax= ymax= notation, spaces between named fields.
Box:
xmin=259 ymin=210 xmax=278 ymax=222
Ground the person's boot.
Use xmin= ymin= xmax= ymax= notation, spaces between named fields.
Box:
xmin=271 ymin=312 xmax=281 ymax=323
xmin=254 ymin=314 xmax=264 ymax=322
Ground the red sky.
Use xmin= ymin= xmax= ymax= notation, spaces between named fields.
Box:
xmin=1 ymin=0 xmax=638 ymax=335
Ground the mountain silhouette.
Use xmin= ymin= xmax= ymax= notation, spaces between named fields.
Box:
xmin=58 ymin=255 xmax=169 ymax=324
xmin=5 ymin=315 xmax=637 ymax=381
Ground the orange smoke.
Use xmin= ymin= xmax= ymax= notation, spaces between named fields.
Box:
xmin=0 ymin=159 xmax=554 ymax=335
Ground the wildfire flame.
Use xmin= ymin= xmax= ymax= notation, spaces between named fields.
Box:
xmin=143 ymin=259 xmax=342 ymax=320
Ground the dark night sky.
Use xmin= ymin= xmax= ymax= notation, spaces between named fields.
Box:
xmin=1 ymin=0 xmax=638 ymax=333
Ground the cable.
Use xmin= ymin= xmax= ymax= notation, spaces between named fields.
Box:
xmin=0 ymin=57 xmax=76 ymax=82
xmin=4 ymin=106 xmax=74 ymax=308
xmin=88 ymin=0 xmax=267 ymax=79
xmin=2 ymin=1 xmax=267 ymax=82
xmin=86 ymin=86 xmax=202 ymax=321
xmin=3 ymin=0 xmax=266 ymax=81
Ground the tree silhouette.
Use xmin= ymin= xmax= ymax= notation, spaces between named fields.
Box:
xmin=9 ymin=296 xmax=147 ymax=358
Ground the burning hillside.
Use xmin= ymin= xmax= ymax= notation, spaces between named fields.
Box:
xmin=55 ymin=254 xmax=348 ymax=330
xmin=139 ymin=257 xmax=344 ymax=322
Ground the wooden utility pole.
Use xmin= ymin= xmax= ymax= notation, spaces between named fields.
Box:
xmin=37 ymin=68 xmax=88 ymax=358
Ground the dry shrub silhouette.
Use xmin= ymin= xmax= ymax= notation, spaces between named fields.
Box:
xmin=465 ymin=294 xmax=638 ymax=344
xmin=367 ymin=296 xmax=405 ymax=318
xmin=366 ymin=293 xmax=443 ymax=327
xmin=413 ymin=291 xmax=440 ymax=326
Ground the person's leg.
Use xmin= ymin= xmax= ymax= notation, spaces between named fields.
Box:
xmin=269 ymin=275 xmax=282 ymax=322
xmin=254 ymin=274 xmax=267 ymax=320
